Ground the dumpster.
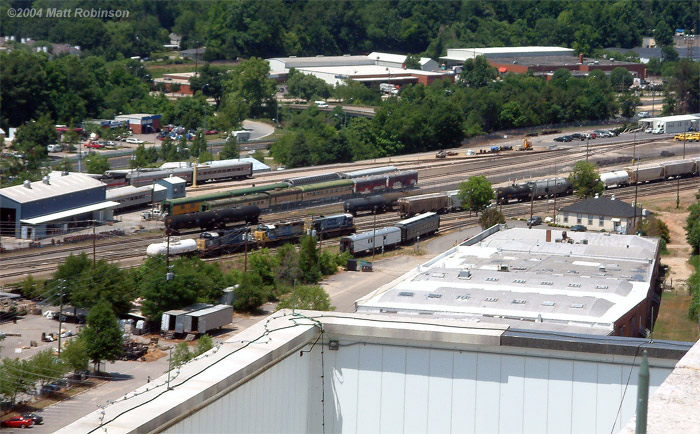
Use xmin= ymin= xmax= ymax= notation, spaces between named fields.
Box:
xmin=346 ymin=258 xmax=358 ymax=271
xmin=360 ymin=260 xmax=373 ymax=272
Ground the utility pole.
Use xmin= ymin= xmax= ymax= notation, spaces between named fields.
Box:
xmin=372 ymin=206 xmax=377 ymax=259
xmin=57 ymin=283 xmax=64 ymax=356
xmin=92 ymin=220 xmax=96 ymax=268
xmin=632 ymin=129 xmax=637 ymax=164
xmin=167 ymin=346 xmax=173 ymax=390
xmin=635 ymin=351 xmax=649 ymax=434
xmin=633 ymin=166 xmax=640 ymax=230
xmin=165 ymin=232 xmax=172 ymax=281
xmin=244 ymin=227 xmax=249 ymax=272
xmin=585 ymin=136 xmax=590 ymax=162
xmin=529 ymin=189 xmax=535 ymax=225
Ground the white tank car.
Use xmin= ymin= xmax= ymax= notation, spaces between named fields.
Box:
xmin=146 ymin=238 xmax=197 ymax=257
xmin=599 ymin=170 xmax=630 ymax=188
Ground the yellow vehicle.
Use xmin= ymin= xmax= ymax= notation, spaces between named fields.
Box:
xmin=518 ymin=138 xmax=533 ymax=151
xmin=675 ymin=132 xmax=700 ymax=142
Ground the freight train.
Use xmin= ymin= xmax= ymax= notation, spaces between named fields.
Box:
xmin=495 ymin=177 xmax=574 ymax=205
xmin=339 ymin=212 xmax=440 ymax=255
xmin=161 ymin=169 xmax=418 ymax=216
xmin=599 ymin=157 xmax=700 ymax=188
xmin=149 ymin=214 xmax=356 ymax=257
xmin=164 ymin=206 xmax=261 ymax=234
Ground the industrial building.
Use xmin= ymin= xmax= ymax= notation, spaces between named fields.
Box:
xmin=59 ymin=309 xmax=692 ymax=433
xmin=356 ymin=225 xmax=661 ymax=337
xmin=153 ymin=72 xmax=198 ymax=95
xmin=639 ymin=114 xmax=700 ymax=134
xmin=0 ymin=172 xmax=118 ymax=239
xmin=267 ymin=53 xmax=453 ymax=86
xmin=155 ymin=176 xmax=186 ymax=199
xmin=556 ymin=196 xmax=643 ymax=234
xmin=114 ymin=113 xmax=162 ymax=134
xmin=440 ymin=46 xmax=647 ymax=79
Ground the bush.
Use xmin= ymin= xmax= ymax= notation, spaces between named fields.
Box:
xmin=232 ymin=272 xmax=269 ymax=312
xmin=277 ymin=285 xmax=334 ymax=311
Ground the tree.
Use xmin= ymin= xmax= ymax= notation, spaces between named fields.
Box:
xmin=27 ymin=349 xmax=67 ymax=387
xmin=84 ymin=152 xmax=109 ymax=174
xmin=286 ymin=69 xmax=331 ymax=101
xmin=569 ymin=160 xmax=604 ymax=198
xmin=189 ymin=130 xmax=208 ymax=158
xmin=56 ymin=157 xmax=73 ymax=172
xmin=14 ymin=113 xmax=55 ymax=170
xmin=231 ymin=271 xmax=269 ymax=312
xmin=618 ymin=92 xmax=640 ymax=119
xmin=189 ymin=63 xmax=229 ymax=107
xmin=479 ymin=208 xmax=506 ymax=229
xmin=0 ymin=358 xmax=34 ymax=405
xmin=172 ymin=335 xmax=214 ymax=366
xmin=404 ymin=54 xmax=421 ymax=70
xmin=71 ymin=259 xmax=134 ymax=315
xmin=686 ymin=192 xmax=700 ymax=255
xmin=60 ymin=338 xmax=90 ymax=372
xmin=275 ymin=243 xmax=301 ymax=286
xmin=81 ymin=301 xmax=123 ymax=369
xmin=458 ymin=176 xmax=494 ymax=214
xmin=225 ymin=57 xmax=276 ymax=118
xmin=277 ymin=285 xmax=334 ymax=311
xmin=609 ymin=67 xmax=633 ymax=92
xmin=460 ymin=56 xmax=497 ymax=88
xmin=298 ymin=235 xmax=321 ymax=283
xmin=219 ymin=134 xmax=239 ymax=160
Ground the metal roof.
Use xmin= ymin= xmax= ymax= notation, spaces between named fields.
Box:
xmin=297 ymin=179 xmax=354 ymax=192
xmin=20 ymin=201 xmax=120 ymax=225
xmin=0 ymin=173 xmax=105 ymax=204
xmin=185 ymin=304 xmax=232 ymax=318
xmin=396 ymin=212 xmax=437 ymax=226
xmin=344 ymin=226 xmax=400 ymax=242
xmin=560 ymin=197 xmax=642 ymax=218
xmin=645 ymin=114 xmax=700 ymax=122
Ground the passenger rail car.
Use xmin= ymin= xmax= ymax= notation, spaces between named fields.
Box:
xmin=285 ymin=173 xmax=342 ymax=186
xmin=340 ymin=166 xmax=398 ymax=179
xmin=127 ymin=167 xmax=193 ymax=187
xmin=106 ymin=185 xmax=166 ymax=212
xmin=339 ymin=227 xmax=402 ymax=255
xmin=161 ymin=183 xmax=288 ymax=215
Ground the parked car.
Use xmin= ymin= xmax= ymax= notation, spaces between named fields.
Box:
xmin=105 ymin=140 xmax=117 ymax=147
xmin=314 ymin=100 xmax=329 ymax=108
xmin=527 ymin=216 xmax=543 ymax=226
xmin=644 ymin=127 xmax=653 ymax=133
xmin=584 ymin=132 xmax=597 ymax=139
xmin=594 ymin=130 xmax=612 ymax=138
xmin=84 ymin=141 xmax=104 ymax=149
xmin=652 ymin=126 xmax=664 ymax=134
xmin=23 ymin=414 xmax=43 ymax=425
xmin=205 ymin=129 xmax=219 ymax=135
xmin=553 ymin=135 xmax=571 ymax=142
xmin=1 ymin=416 xmax=34 ymax=428
xmin=570 ymin=225 xmax=587 ymax=232
xmin=569 ymin=133 xmax=585 ymax=141
xmin=638 ymin=111 xmax=650 ymax=118
xmin=40 ymin=383 xmax=61 ymax=395
xmin=126 ymin=138 xmax=145 ymax=144
xmin=47 ymin=144 xmax=63 ymax=152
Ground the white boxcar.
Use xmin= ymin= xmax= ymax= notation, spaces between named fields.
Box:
xmin=600 ymin=170 xmax=630 ymax=188
xmin=662 ymin=159 xmax=695 ymax=178
xmin=627 ymin=164 xmax=664 ymax=183
xmin=183 ymin=305 xmax=233 ymax=334
xmin=339 ymin=227 xmax=401 ymax=255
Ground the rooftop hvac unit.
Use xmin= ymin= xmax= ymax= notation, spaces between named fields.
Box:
xmin=582 ymin=239 xmax=588 ymax=245
xmin=498 ymin=264 xmax=509 ymax=272
xmin=599 ymin=265 xmax=606 ymax=272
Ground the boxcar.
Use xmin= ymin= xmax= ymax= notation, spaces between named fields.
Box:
xmin=397 ymin=193 xmax=449 ymax=217
xmin=339 ymin=227 xmax=402 ymax=255
xmin=394 ymin=212 xmax=440 ymax=243
xmin=662 ymin=159 xmax=695 ymax=178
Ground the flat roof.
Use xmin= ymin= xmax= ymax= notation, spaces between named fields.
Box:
xmin=489 ymin=55 xmax=641 ymax=67
xmin=268 ymin=55 xmax=374 ymax=71
xmin=367 ymin=51 xmax=434 ymax=66
xmin=296 ymin=64 xmax=446 ymax=77
xmin=0 ymin=173 xmax=105 ymax=204
xmin=20 ymin=201 xmax=120 ymax=225
xmin=356 ymin=227 xmax=659 ymax=334
xmin=646 ymin=114 xmax=700 ymax=122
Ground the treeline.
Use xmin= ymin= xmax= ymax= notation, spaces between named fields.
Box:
xmin=1 ymin=1 xmax=696 ymax=60
xmin=272 ymin=67 xmax=619 ymax=168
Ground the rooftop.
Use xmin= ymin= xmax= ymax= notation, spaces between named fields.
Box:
xmin=0 ymin=173 xmax=105 ymax=204
xmin=296 ymin=64 xmax=446 ymax=77
xmin=367 ymin=51 xmax=435 ymax=66
xmin=560 ymin=197 xmax=642 ymax=218
xmin=488 ymin=55 xmax=642 ymax=67
xmin=355 ymin=226 xmax=659 ymax=334
xmin=645 ymin=114 xmax=700 ymax=122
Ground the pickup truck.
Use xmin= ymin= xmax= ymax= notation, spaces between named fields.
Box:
xmin=141 ymin=209 xmax=163 ymax=221
xmin=435 ymin=150 xmax=457 ymax=158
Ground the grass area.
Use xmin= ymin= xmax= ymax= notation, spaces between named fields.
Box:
xmin=653 ymin=291 xmax=700 ymax=342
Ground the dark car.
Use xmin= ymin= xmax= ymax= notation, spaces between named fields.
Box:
xmin=553 ymin=135 xmax=571 ymax=142
xmin=527 ymin=216 xmax=543 ymax=226
xmin=23 ymin=413 xmax=43 ymax=425
xmin=569 ymin=133 xmax=585 ymax=141
xmin=1 ymin=416 xmax=34 ymax=428
xmin=570 ymin=225 xmax=587 ymax=232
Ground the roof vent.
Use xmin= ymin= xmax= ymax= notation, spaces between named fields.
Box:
xmin=582 ymin=239 xmax=588 ymax=245
xmin=42 ymin=176 xmax=50 ymax=185
xmin=458 ymin=269 xmax=471 ymax=279
xmin=23 ymin=180 xmax=31 ymax=189
xmin=598 ymin=265 xmax=606 ymax=272
xmin=498 ymin=264 xmax=509 ymax=272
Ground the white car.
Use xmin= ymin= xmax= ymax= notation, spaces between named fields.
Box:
xmin=644 ymin=127 xmax=653 ymax=133
xmin=466 ymin=149 xmax=475 ymax=156
xmin=126 ymin=138 xmax=145 ymax=144
xmin=314 ymin=100 xmax=329 ymax=108
xmin=47 ymin=144 xmax=63 ymax=152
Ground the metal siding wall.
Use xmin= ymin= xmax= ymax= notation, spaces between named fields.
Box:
xmin=380 ymin=346 xmax=407 ymax=434
xmin=331 ymin=343 xmax=360 ymax=433
xmin=547 ymin=359 xmax=574 ymax=434
xmin=404 ymin=348 xmax=430 ymax=433
xmin=357 ymin=345 xmax=382 ymax=432
xmin=451 ymin=352 xmax=478 ymax=434
xmin=427 ymin=350 xmax=453 ymax=434
xmin=595 ymin=363 xmax=622 ymax=433
xmin=572 ymin=361 xmax=598 ymax=434
xmin=162 ymin=348 xmax=311 ymax=434
xmin=499 ymin=355 xmax=525 ymax=433
xmin=522 ymin=357 xmax=549 ymax=434
xmin=475 ymin=353 xmax=501 ymax=432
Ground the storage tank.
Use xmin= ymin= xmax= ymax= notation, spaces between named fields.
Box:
xmin=662 ymin=159 xmax=694 ymax=178
xmin=599 ymin=170 xmax=630 ymax=188
xmin=529 ymin=177 xmax=570 ymax=198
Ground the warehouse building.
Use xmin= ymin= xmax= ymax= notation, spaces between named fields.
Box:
xmin=356 ymin=225 xmax=661 ymax=337
xmin=114 ymin=113 xmax=162 ymax=134
xmin=0 ymin=173 xmax=118 ymax=239
xmin=60 ymin=309 xmax=692 ymax=433
xmin=368 ymin=51 xmax=440 ymax=71
xmin=556 ymin=196 xmax=643 ymax=234
xmin=440 ymin=46 xmax=646 ymax=79
xmin=639 ymin=114 xmax=700 ymax=134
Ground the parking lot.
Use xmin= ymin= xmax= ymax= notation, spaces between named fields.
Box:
xmin=0 ymin=311 xmax=81 ymax=360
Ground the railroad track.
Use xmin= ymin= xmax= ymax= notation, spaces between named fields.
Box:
xmin=3 ymin=177 xmax=696 ymax=283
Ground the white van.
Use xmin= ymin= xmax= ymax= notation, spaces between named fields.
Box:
xmin=47 ymin=144 xmax=63 ymax=152
xmin=314 ymin=100 xmax=329 ymax=108
xmin=652 ymin=126 xmax=664 ymax=134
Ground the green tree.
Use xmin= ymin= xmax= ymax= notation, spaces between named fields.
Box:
xmin=0 ymin=358 xmax=34 ymax=405
xmin=231 ymin=271 xmax=269 ymax=312
xmin=71 ymin=259 xmax=134 ymax=315
xmin=20 ymin=275 xmax=42 ymax=298
xmin=275 ymin=243 xmax=301 ymax=286
xmin=190 ymin=130 xmax=208 ymax=158
xmin=84 ymin=152 xmax=110 ymax=174
xmin=277 ymin=285 xmax=334 ymax=311
xmin=404 ymin=54 xmax=421 ymax=70
xmin=458 ymin=176 xmax=495 ymax=214
xmin=618 ymin=93 xmax=640 ymax=119
xmin=478 ymin=208 xmax=506 ymax=229
xmin=219 ymin=134 xmax=239 ymax=160
xmin=569 ymin=160 xmax=604 ymax=198
xmin=189 ymin=63 xmax=229 ymax=107
xmin=665 ymin=60 xmax=700 ymax=115
xmin=225 ymin=57 xmax=276 ymax=118
xmin=298 ymin=235 xmax=321 ymax=283
xmin=82 ymin=301 xmax=123 ymax=369
xmin=171 ymin=341 xmax=193 ymax=366
xmin=56 ymin=157 xmax=73 ymax=172
xmin=14 ymin=113 xmax=56 ymax=170
xmin=686 ymin=192 xmax=700 ymax=255
xmin=27 ymin=349 xmax=67 ymax=387
xmin=460 ymin=56 xmax=497 ymax=88
xmin=286 ymin=69 xmax=331 ymax=101
xmin=52 ymin=252 xmax=92 ymax=307
xmin=609 ymin=67 xmax=634 ymax=92
xmin=60 ymin=338 xmax=90 ymax=372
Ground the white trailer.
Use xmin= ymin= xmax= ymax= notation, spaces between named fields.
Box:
xmin=183 ymin=305 xmax=233 ymax=334
xmin=339 ymin=227 xmax=401 ymax=255
xmin=161 ymin=303 xmax=211 ymax=333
